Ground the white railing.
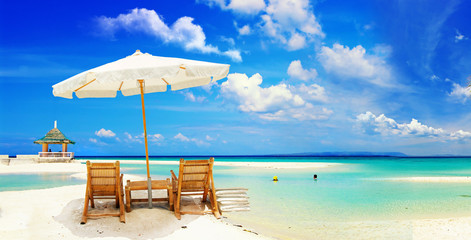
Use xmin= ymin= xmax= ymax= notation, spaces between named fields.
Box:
xmin=38 ymin=152 xmax=74 ymax=158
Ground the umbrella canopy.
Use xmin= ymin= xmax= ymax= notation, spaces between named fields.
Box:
xmin=53 ymin=50 xmax=230 ymax=208
xmin=53 ymin=50 xmax=229 ymax=98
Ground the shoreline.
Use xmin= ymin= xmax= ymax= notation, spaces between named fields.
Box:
xmin=75 ymin=159 xmax=343 ymax=169
xmin=0 ymin=160 xmax=342 ymax=174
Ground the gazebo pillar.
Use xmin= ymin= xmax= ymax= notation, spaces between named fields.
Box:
xmin=42 ymin=144 xmax=48 ymax=152
xmin=62 ymin=143 xmax=68 ymax=152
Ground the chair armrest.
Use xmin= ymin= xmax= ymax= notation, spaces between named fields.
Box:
xmin=170 ymin=170 xmax=177 ymax=181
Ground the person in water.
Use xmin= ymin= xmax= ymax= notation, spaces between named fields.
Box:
xmin=273 ymin=176 xmax=278 ymax=181
xmin=313 ymin=174 xmax=317 ymax=180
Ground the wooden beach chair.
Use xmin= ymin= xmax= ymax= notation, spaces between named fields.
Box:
xmin=170 ymin=157 xmax=220 ymax=220
xmin=81 ymin=161 xmax=125 ymax=224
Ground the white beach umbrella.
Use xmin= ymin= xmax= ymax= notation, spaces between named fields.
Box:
xmin=53 ymin=50 xmax=230 ymax=208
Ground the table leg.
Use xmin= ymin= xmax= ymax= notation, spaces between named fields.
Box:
xmin=167 ymin=178 xmax=174 ymax=211
xmin=125 ymin=184 xmax=131 ymax=212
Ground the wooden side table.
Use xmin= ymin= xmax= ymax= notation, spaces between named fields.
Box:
xmin=125 ymin=178 xmax=173 ymax=212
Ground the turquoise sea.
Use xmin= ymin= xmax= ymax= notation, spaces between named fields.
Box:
xmin=2 ymin=156 xmax=471 ymax=238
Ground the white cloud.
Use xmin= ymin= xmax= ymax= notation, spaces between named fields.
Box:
xmin=260 ymin=15 xmax=283 ymax=41
xmin=450 ymin=130 xmax=471 ymax=141
xmin=455 ymin=29 xmax=468 ymax=42
xmin=191 ymin=138 xmax=211 ymax=147
xmin=227 ymin=0 xmax=266 ymax=15
xmin=220 ymin=36 xmax=235 ymax=46
xmin=287 ymin=33 xmax=306 ymax=50
xmin=122 ymin=132 xmax=162 ymax=144
xmin=124 ymin=132 xmax=143 ymax=143
xmin=149 ymin=134 xmax=164 ymax=142
xmin=356 ymin=111 xmax=444 ymax=137
xmin=265 ymin=0 xmax=320 ymax=34
xmin=173 ymin=133 xmax=210 ymax=146
xmin=95 ymin=128 xmax=116 ymax=137
xmin=220 ymin=73 xmax=331 ymax=121
xmin=287 ymin=60 xmax=317 ymax=81
xmin=260 ymin=0 xmax=324 ymax=50
xmin=201 ymin=0 xmax=266 ymax=15
xmin=124 ymin=132 xmax=133 ymax=140
xmin=294 ymin=83 xmax=328 ymax=103
xmin=259 ymin=104 xmax=332 ymax=121
xmin=222 ymin=50 xmax=242 ymax=62
xmin=449 ymin=82 xmax=471 ymax=103
xmin=198 ymin=0 xmax=225 ymax=9
xmin=174 ymin=133 xmax=190 ymax=142
xmin=200 ymin=80 xmax=219 ymax=93
xmin=363 ymin=24 xmax=373 ymax=31
xmin=221 ymin=73 xmax=303 ymax=112
xmin=96 ymin=8 xmax=242 ymax=62
xmin=182 ymin=91 xmax=206 ymax=103
xmin=202 ymin=0 xmax=323 ymax=50
xmin=89 ymin=138 xmax=107 ymax=146
xmin=356 ymin=111 xmax=471 ymax=141
xmin=237 ymin=24 xmax=251 ymax=35
xmin=318 ymin=43 xmax=392 ymax=87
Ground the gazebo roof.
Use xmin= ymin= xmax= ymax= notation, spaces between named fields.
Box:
xmin=34 ymin=127 xmax=75 ymax=144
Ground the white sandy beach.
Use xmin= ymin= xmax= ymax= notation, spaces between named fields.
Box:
xmin=0 ymin=162 xmax=270 ymax=240
xmin=0 ymin=184 xmax=268 ymax=240
xmin=376 ymin=176 xmax=471 ymax=182
xmin=3 ymin=161 xmax=471 ymax=239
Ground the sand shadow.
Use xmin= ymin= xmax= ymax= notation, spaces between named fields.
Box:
xmin=54 ymin=191 xmax=204 ymax=239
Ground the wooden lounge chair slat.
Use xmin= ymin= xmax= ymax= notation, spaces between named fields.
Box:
xmin=131 ymin=197 xmax=168 ymax=203
xmin=81 ymin=161 xmax=125 ymax=224
xmin=180 ymin=193 xmax=205 ymax=196
xmin=170 ymin=157 xmax=220 ymax=220
xmin=182 ymin=160 xmax=211 ymax=163
xmin=182 ymin=180 xmax=206 ymax=183
xmin=87 ymin=213 xmax=121 ymax=218
xmin=92 ymin=196 xmax=119 ymax=199
xmin=179 ymin=210 xmax=213 ymax=214
xmin=183 ymin=163 xmax=210 ymax=166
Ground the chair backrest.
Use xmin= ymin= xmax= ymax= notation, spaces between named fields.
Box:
xmin=177 ymin=158 xmax=214 ymax=192
xmin=87 ymin=161 xmax=121 ymax=196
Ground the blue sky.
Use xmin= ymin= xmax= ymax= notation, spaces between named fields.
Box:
xmin=1 ymin=0 xmax=471 ymax=156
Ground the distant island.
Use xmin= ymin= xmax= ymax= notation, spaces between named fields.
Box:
xmin=277 ymin=152 xmax=408 ymax=157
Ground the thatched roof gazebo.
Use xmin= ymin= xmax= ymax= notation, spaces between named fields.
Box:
xmin=34 ymin=121 xmax=75 ymax=157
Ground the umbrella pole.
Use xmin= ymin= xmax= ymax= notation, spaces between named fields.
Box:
xmin=138 ymin=80 xmax=153 ymax=209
